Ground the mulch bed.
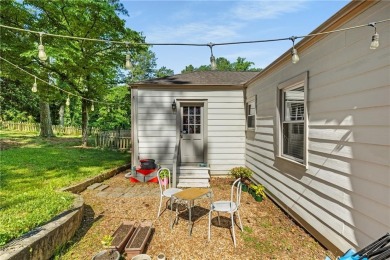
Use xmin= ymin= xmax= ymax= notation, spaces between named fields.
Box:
xmin=59 ymin=174 xmax=335 ymax=259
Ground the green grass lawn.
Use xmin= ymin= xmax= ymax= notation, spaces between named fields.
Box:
xmin=0 ymin=130 xmax=130 ymax=246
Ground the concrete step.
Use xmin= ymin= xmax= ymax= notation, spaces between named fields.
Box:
xmin=179 ymin=166 xmax=210 ymax=175
xmin=178 ymin=172 xmax=210 ymax=179
xmin=177 ymin=178 xmax=209 ymax=183
xmin=177 ymin=182 xmax=210 ymax=188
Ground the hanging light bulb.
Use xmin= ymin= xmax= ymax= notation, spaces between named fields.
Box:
xmin=91 ymin=102 xmax=94 ymax=111
xmin=38 ymin=32 xmax=48 ymax=61
xmin=66 ymin=95 xmax=70 ymax=106
xmin=369 ymin=23 xmax=379 ymax=50
xmin=125 ymin=54 xmax=133 ymax=70
xmin=125 ymin=42 xmax=133 ymax=70
xmin=208 ymin=43 xmax=217 ymax=70
xmin=32 ymin=77 xmax=38 ymax=92
xmin=290 ymin=37 xmax=299 ymax=64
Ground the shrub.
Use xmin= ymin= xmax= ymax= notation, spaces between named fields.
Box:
xmin=229 ymin=167 xmax=253 ymax=180
xmin=250 ymin=183 xmax=267 ymax=198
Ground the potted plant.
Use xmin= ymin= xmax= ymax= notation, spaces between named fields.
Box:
xmin=229 ymin=167 xmax=253 ymax=191
xmin=159 ymin=169 xmax=169 ymax=185
xmin=250 ymin=183 xmax=267 ymax=202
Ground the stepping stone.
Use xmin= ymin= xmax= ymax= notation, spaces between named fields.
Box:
xmin=97 ymin=191 xmax=110 ymax=197
xmin=112 ymin=187 xmax=126 ymax=193
xmin=95 ymin=184 xmax=109 ymax=191
xmin=87 ymin=183 xmax=103 ymax=190
xmin=107 ymin=192 xmax=124 ymax=198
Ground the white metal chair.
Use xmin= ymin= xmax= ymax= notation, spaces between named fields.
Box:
xmin=208 ymin=178 xmax=243 ymax=247
xmin=156 ymin=168 xmax=182 ymax=218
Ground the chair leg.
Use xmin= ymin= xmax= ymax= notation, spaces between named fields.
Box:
xmin=236 ymin=210 xmax=243 ymax=231
xmin=217 ymin=212 xmax=221 ymax=225
xmin=208 ymin=209 xmax=212 ymax=241
xmin=231 ymin=212 xmax=236 ymax=247
xmin=157 ymin=196 xmax=163 ymax=218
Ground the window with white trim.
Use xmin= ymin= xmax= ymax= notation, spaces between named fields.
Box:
xmin=246 ymin=99 xmax=256 ymax=130
xmin=281 ymin=84 xmax=305 ymax=162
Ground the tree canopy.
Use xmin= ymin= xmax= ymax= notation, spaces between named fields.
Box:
xmin=181 ymin=57 xmax=262 ymax=73
xmin=0 ymin=0 xmax=174 ymax=141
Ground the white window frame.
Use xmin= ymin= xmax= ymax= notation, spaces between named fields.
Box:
xmin=246 ymin=96 xmax=256 ymax=131
xmin=277 ymin=72 xmax=308 ymax=167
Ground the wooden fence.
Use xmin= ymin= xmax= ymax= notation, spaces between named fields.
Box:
xmin=1 ymin=121 xmax=131 ymax=150
xmin=94 ymin=133 xmax=131 ymax=151
xmin=0 ymin=121 xmax=98 ymax=136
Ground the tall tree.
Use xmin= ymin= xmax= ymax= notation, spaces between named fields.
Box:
xmin=181 ymin=56 xmax=262 ymax=73
xmin=1 ymin=0 xmax=147 ymax=145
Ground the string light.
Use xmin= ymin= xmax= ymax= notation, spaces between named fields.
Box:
xmin=208 ymin=43 xmax=217 ymax=70
xmin=38 ymin=32 xmax=48 ymax=61
xmin=125 ymin=43 xmax=133 ymax=70
xmin=0 ymin=56 xmax=126 ymax=106
xmin=91 ymin=102 xmax=94 ymax=111
xmin=32 ymin=77 xmax=38 ymax=92
xmin=290 ymin=36 xmax=299 ymax=64
xmin=0 ymin=18 xmax=389 ymax=67
xmin=66 ymin=95 xmax=70 ymax=106
xmin=369 ymin=23 xmax=379 ymax=49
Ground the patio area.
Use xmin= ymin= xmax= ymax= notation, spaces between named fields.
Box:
xmin=60 ymin=173 xmax=335 ymax=259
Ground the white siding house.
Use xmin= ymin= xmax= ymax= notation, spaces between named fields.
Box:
xmin=244 ymin=0 xmax=389 ymax=255
xmin=131 ymin=71 xmax=257 ymax=187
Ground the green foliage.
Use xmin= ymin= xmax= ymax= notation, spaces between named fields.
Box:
xmin=155 ymin=66 xmax=174 ymax=78
xmin=181 ymin=57 xmax=262 ymax=73
xmin=229 ymin=166 xmax=253 ymax=180
xmin=0 ymin=130 xmax=129 ymax=246
xmin=158 ymin=169 xmax=170 ymax=179
xmin=90 ymin=85 xmax=131 ymax=130
xmin=101 ymin=235 xmax=114 ymax=247
xmin=250 ymin=183 xmax=267 ymax=198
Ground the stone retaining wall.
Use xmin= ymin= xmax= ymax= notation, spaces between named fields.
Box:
xmin=0 ymin=164 xmax=131 ymax=260
xmin=60 ymin=163 xmax=131 ymax=194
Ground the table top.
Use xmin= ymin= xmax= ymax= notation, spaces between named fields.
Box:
xmin=173 ymin=187 xmax=210 ymax=200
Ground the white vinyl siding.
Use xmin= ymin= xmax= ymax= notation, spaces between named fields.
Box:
xmin=136 ymin=89 xmax=245 ymax=175
xmin=245 ymin=1 xmax=389 ymax=254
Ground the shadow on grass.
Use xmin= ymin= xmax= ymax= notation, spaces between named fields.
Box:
xmin=51 ymin=204 xmax=101 ymax=259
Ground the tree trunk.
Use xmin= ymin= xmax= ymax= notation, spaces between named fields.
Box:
xmin=39 ymin=101 xmax=55 ymax=137
xmin=81 ymin=99 xmax=88 ymax=147
xmin=58 ymin=105 xmax=64 ymax=126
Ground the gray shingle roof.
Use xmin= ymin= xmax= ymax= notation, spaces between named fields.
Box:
xmin=131 ymin=71 xmax=259 ymax=87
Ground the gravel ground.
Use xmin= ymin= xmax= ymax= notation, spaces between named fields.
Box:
xmin=59 ymin=173 xmax=335 ymax=260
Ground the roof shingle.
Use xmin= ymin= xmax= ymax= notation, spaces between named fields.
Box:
xmin=131 ymin=71 xmax=259 ymax=86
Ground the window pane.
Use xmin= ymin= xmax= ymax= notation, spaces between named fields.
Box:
xmin=189 ymin=107 xmax=194 ymax=115
xmin=195 ymin=107 xmax=200 ymax=115
xmin=183 ymin=125 xmax=188 ymax=133
xmin=247 ymin=115 xmax=255 ymax=128
xmin=183 ymin=107 xmax=188 ymax=115
xmin=183 ymin=116 xmax=188 ymax=124
xmin=247 ymin=100 xmax=255 ymax=129
xmin=284 ymin=86 xmax=304 ymax=121
xmin=283 ymin=122 xmax=304 ymax=160
xmin=195 ymin=125 xmax=200 ymax=134
xmin=189 ymin=125 xmax=194 ymax=134
xmin=189 ymin=116 xmax=194 ymax=124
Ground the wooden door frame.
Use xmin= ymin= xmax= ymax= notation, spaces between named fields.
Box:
xmin=176 ymin=99 xmax=208 ymax=165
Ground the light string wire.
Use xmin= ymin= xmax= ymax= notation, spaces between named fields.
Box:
xmin=0 ymin=18 xmax=389 ymax=105
xmin=1 ymin=18 xmax=389 ymax=47
xmin=0 ymin=56 xmax=126 ymax=106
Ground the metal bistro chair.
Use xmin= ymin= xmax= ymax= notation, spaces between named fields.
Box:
xmin=208 ymin=178 xmax=243 ymax=247
xmin=156 ymin=168 xmax=182 ymax=218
